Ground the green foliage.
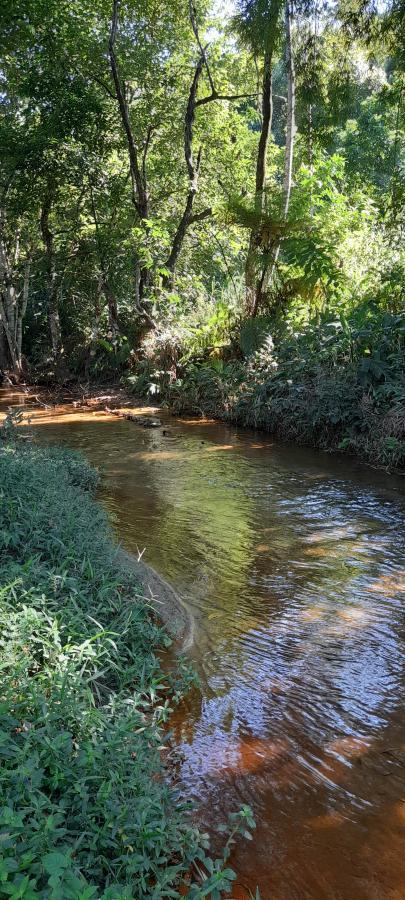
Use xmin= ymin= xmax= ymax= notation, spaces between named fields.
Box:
xmin=170 ymin=361 xmax=243 ymax=418
xmin=168 ymin=310 xmax=405 ymax=469
xmin=0 ymin=442 xmax=255 ymax=897
xmin=1 ymin=0 xmax=397 ymax=362
xmin=1 ymin=0 xmax=402 ymax=473
xmin=239 ymin=317 xmax=274 ymax=357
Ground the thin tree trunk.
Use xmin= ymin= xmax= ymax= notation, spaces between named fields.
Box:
xmin=15 ymin=258 xmax=30 ymax=365
xmin=85 ymin=275 xmax=103 ymax=378
xmin=103 ymin=278 xmax=119 ymax=336
xmin=0 ymin=327 xmax=9 ymax=375
xmin=244 ymin=0 xmax=283 ymax=316
xmin=89 ymin=182 xmax=119 ymax=336
xmin=109 ymin=0 xmax=155 ymax=310
xmin=40 ymin=192 xmax=63 ymax=362
xmin=163 ymin=56 xmax=210 ymax=280
xmin=283 ymin=0 xmax=295 ymax=218
xmin=264 ymin=0 xmax=296 ymax=292
xmin=108 ymin=0 xmax=148 ymax=220
xmin=0 ymin=209 xmax=27 ymax=374
xmin=246 ymin=47 xmax=274 ymax=317
xmin=309 ymin=0 xmax=317 ymax=182
xmin=164 ymin=1 xmax=250 ymax=283
xmin=0 ymin=297 xmax=18 ymax=371
xmin=256 ymin=50 xmax=274 ymax=198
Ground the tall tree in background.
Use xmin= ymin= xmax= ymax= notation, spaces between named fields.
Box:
xmin=0 ymin=0 xmax=402 ymax=376
xmin=265 ymin=0 xmax=296 ymax=287
xmin=108 ymin=0 xmax=252 ymax=307
xmin=236 ymin=0 xmax=283 ymax=315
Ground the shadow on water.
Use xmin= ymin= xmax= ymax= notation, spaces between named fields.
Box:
xmin=2 ymin=390 xmax=405 ymax=899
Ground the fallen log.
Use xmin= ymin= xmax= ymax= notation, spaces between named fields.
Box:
xmin=105 ymin=407 xmax=162 ymax=428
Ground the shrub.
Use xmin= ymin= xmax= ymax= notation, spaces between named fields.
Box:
xmin=0 ymin=444 xmax=250 ymax=898
xmin=163 ymin=310 xmax=405 ymax=470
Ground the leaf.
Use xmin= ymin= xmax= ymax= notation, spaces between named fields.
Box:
xmin=43 ymin=853 xmax=69 ymax=876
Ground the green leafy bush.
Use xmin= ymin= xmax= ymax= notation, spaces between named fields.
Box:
xmin=0 ymin=444 xmax=252 ymax=898
xmin=166 ymin=310 xmax=405 ymax=469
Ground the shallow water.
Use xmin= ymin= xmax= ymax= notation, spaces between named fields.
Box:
xmin=2 ymin=390 xmax=405 ymax=899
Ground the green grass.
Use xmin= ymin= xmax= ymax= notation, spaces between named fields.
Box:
xmin=0 ymin=438 xmax=251 ymax=898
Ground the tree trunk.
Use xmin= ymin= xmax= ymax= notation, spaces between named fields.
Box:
xmin=0 ymin=327 xmax=9 ymax=375
xmin=16 ymin=258 xmax=30 ymax=363
xmin=165 ymin=193 xmax=195 ymax=280
xmin=109 ymin=0 xmax=149 ymax=220
xmin=102 ymin=278 xmax=119 ymax=336
xmin=89 ymin=182 xmax=120 ymax=337
xmin=108 ymin=0 xmax=154 ymax=312
xmin=163 ymin=55 xmax=211 ymax=282
xmin=164 ymin=0 xmax=253 ymax=284
xmin=85 ymin=275 xmax=103 ymax=378
xmin=40 ymin=192 xmax=64 ymax=364
xmin=264 ymin=0 xmax=296 ymax=293
xmin=283 ymin=0 xmax=295 ymax=218
xmin=0 ymin=210 xmax=30 ymax=376
xmin=245 ymin=44 xmax=275 ymax=316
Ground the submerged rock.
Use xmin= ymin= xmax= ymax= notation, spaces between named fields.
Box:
xmin=106 ymin=407 xmax=162 ymax=428
xmin=136 ymin=415 xmax=162 ymax=428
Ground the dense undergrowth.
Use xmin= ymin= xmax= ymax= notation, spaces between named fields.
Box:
xmin=127 ymin=308 xmax=405 ymax=470
xmin=0 ymin=433 xmax=252 ymax=898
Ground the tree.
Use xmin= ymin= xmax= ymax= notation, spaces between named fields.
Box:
xmin=235 ymin=0 xmax=283 ymax=315
xmin=0 ymin=0 xmax=401 ymax=376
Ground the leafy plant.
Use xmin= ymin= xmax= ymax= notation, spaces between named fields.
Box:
xmin=166 ymin=310 xmax=405 ymax=469
xmin=0 ymin=442 xmax=255 ymax=897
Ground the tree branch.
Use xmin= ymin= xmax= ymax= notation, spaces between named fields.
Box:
xmin=164 ymin=0 xmax=239 ymax=279
xmin=108 ymin=0 xmax=148 ymax=219
xmin=92 ymin=72 xmax=116 ymax=100
xmin=184 ymin=56 xmax=204 ymax=181
xmin=189 ymin=207 xmax=212 ymax=224
xmin=195 ymin=91 xmax=256 ymax=108
xmin=141 ymin=125 xmax=153 ymax=185
xmin=188 ymin=0 xmax=215 ymax=94
xmin=163 ymin=59 xmax=205 ymax=278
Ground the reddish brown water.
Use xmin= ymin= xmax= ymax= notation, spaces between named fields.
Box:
xmin=2 ymin=390 xmax=405 ymax=899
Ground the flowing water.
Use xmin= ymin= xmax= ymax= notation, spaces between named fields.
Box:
xmin=2 ymin=390 xmax=405 ymax=899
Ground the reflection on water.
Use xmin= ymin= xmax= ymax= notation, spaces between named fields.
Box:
xmin=2 ymin=390 xmax=405 ymax=899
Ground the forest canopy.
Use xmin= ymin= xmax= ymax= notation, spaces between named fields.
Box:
xmin=0 ymin=0 xmax=404 ymax=465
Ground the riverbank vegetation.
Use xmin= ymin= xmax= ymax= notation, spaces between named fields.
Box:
xmin=0 ymin=428 xmax=253 ymax=897
xmin=130 ymin=306 xmax=404 ymax=468
xmin=0 ymin=0 xmax=403 ymax=467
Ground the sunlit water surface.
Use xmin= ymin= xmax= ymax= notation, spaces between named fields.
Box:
xmin=2 ymin=390 xmax=405 ymax=899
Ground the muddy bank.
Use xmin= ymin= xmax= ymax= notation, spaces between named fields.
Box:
xmin=117 ymin=549 xmax=194 ymax=653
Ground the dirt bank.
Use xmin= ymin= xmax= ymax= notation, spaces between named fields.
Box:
xmin=117 ymin=549 xmax=194 ymax=653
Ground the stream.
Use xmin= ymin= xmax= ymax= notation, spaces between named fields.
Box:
xmin=2 ymin=390 xmax=405 ymax=899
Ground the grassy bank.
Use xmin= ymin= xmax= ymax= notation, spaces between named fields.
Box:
xmin=0 ymin=436 xmax=248 ymax=898
xmin=128 ymin=311 xmax=405 ymax=471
